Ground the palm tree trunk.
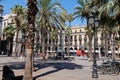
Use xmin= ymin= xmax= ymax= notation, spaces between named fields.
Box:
xmin=24 ymin=25 xmax=35 ymax=80
xmin=42 ymin=31 xmax=46 ymax=60
xmin=112 ymin=33 xmax=116 ymax=60
xmin=68 ymin=36 xmax=70 ymax=60
xmin=42 ymin=18 xmax=47 ymax=60
xmin=89 ymin=38 xmax=93 ymax=61
xmin=52 ymin=39 xmax=55 ymax=59
xmin=13 ymin=29 xmax=19 ymax=57
xmin=68 ymin=22 xmax=71 ymax=60
xmin=24 ymin=48 xmax=33 ymax=80
xmin=32 ymin=52 xmax=35 ymax=72
xmin=87 ymin=18 xmax=93 ymax=61
xmin=23 ymin=0 xmax=38 ymax=80
xmin=7 ymin=37 xmax=13 ymax=56
xmin=104 ymin=33 xmax=108 ymax=58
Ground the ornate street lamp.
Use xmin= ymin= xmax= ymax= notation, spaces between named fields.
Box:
xmin=93 ymin=17 xmax=99 ymax=78
xmin=89 ymin=15 xmax=99 ymax=78
xmin=93 ymin=18 xmax=99 ymax=78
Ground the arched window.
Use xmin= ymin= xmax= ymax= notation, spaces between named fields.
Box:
xmin=70 ymin=47 xmax=73 ymax=50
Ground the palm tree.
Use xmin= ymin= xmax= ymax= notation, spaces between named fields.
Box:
xmin=3 ymin=25 xmax=15 ymax=40
xmin=60 ymin=11 xmax=67 ymax=23
xmin=11 ymin=5 xmax=24 ymax=57
xmin=99 ymin=0 xmax=120 ymax=38
xmin=67 ymin=13 xmax=74 ymax=26
xmin=37 ymin=0 xmax=65 ymax=60
xmin=23 ymin=0 xmax=38 ymax=80
xmin=97 ymin=0 xmax=119 ymax=58
xmin=74 ymin=0 xmax=94 ymax=60
xmin=3 ymin=25 xmax=15 ymax=56
xmin=86 ymin=0 xmax=110 ymax=59
xmin=75 ymin=0 xmax=110 ymax=60
xmin=19 ymin=9 xmax=28 ymax=58
xmin=99 ymin=15 xmax=118 ymax=57
xmin=60 ymin=11 xmax=73 ymax=59
xmin=104 ymin=0 xmax=120 ymax=25
xmin=66 ymin=13 xmax=73 ymax=59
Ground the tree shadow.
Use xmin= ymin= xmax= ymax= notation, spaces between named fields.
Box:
xmin=0 ymin=62 xmax=25 ymax=70
xmin=14 ymin=75 xmax=23 ymax=80
xmin=33 ymin=61 xmax=83 ymax=80
xmin=1 ymin=58 xmax=83 ymax=80
xmin=33 ymin=69 xmax=61 ymax=80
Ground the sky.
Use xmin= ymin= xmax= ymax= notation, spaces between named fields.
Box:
xmin=0 ymin=0 xmax=86 ymax=26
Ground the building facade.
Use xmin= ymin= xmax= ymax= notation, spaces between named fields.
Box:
xmin=2 ymin=14 xmax=17 ymax=39
xmin=63 ymin=26 xmax=120 ymax=58
xmin=2 ymin=13 xmax=22 ymax=55
xmin=2 ymin=13 xmax=120 ymax=58
xmin=64 ymin=25 xmax=102 ymax=50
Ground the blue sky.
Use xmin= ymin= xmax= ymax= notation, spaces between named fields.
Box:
xmin=0 ymin=0 xmax=86 ymax=26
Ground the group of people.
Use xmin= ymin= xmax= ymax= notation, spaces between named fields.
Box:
xmin=76 ymin=49 xmax=87 ymax=57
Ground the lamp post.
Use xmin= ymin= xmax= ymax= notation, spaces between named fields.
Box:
xmin=89 ymin=15 xmax=99 ymax=78
xmin=93 ymin=17 xmax=99 ymax=78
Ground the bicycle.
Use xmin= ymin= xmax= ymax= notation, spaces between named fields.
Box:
xmin=99 ymin=61 xmax=120 ymax=75
xmin=110 ymin=61 xmax=119 ymax=75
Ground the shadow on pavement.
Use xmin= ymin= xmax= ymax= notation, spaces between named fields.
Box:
xmin=1 ymin=62 xmax=25 ymax=70
xmin=33 ymin=61 xmax=83 ymax=80
xmin=14 ymin=75 xmax=23 ymax=80
xmin=33 ymin=69 xmax=62 ymax=80
xmin=36 ymin=61 xmax=82 ymax=70
xmin=1 ymin=59 xmax=83 ymax=80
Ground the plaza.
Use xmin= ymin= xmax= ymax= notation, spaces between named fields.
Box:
xmin=0 ymin=0 xmax=120 ymax=80
xmin=0 ymin=55 xmax=120 ymax=80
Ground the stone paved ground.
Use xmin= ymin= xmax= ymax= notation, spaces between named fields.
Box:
xmin=0 ymin=55 xmax=120 ymax=80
